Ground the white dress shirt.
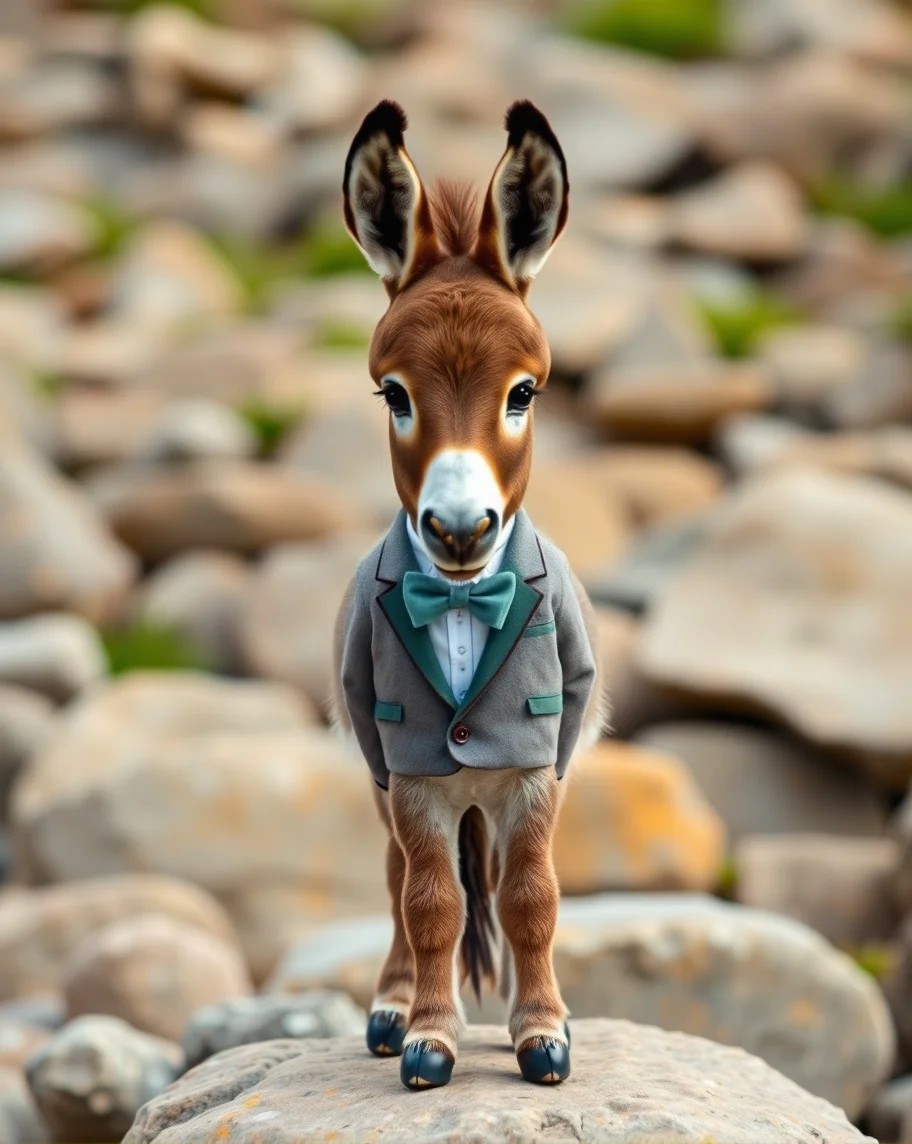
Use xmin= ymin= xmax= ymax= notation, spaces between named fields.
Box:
xmin=406 ymin=515 xmax=516 ymax=704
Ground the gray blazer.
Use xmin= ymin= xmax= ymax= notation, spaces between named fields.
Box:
xmin=338 ymin=510 xmax=597 ymax=789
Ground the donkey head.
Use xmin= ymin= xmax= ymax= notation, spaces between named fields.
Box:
xmin=343 ymin=100 xmax=568 ymax=578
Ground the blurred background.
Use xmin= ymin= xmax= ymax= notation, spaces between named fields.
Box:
xmin=0 ymin=0 xmax=911 ymax=1139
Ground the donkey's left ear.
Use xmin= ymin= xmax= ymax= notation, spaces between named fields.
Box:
xmin=343 ymin=100 xmax=441 ymax=295
xmin=475 ymin=101 xmax=569 ymax=295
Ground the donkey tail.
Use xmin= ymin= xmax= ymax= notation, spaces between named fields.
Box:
xmin=458 ymin=806 xmax=497 ymax=1003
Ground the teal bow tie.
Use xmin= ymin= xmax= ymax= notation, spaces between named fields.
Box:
xmin=402 ymin=570 xmax=517 ymax=630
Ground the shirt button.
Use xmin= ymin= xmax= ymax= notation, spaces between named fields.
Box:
xmin=452 ymin=724 xmax=470 ymax=744
xmin=457 ymin=646 xmax=466 ymax=655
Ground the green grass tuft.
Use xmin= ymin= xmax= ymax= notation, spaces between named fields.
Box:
xmin=100 ymin=621 xmax=206 ymax=676
xmin=845 ymin=943 xmax=895 ymax=982
xmin=810 ymin=178 xmax=912 ymax=239
xmin=563 ymin=0 xmax=725 ymax=59
xmin=889 ymin=295 xmax=912 ymax=342
xmin=28 ymin=369 xmax=67 ymax=401
xmin=697 ymin=291 xmax=799 ymax=359
xmin=715 ymin=856 xmax=738 ymax=898
xmin=83 ymin=196 xmax=140 ymax=263
xmin=312 ymin=318 xmax=371 ymax=351
xmin=113 ymin=0 xmax=213 ymax=17
xmin=236 ymin=398 xmax=307 ymax=456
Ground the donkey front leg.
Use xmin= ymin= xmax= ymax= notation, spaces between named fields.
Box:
xmin=496 ymin=766 xmax=570 ymax=1084
xmin=366 ymin=828 xmax=415 ymax=1057
xmin=390 ymin=774 xmax=466 ymax=1090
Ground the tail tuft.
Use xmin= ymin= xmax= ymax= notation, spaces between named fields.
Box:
xmin=458 ymin=807 xmax=496 ymax=1003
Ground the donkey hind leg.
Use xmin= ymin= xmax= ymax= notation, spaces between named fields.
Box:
xmin=390 ymin=773 xmax=467 ymax=1090
xmin=366 ymin=831 xmax=414 ymax=1057
xmin=494 ymin=766 xmax=570 ymax=1084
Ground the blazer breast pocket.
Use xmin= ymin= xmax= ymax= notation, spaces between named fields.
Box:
xmin=374 ymin=701 xmax=403 ymax=722
xmin=527 ymin=694 xmax=562 ymax=716
xmin=523 ymin=620 xmax=555 ymax=638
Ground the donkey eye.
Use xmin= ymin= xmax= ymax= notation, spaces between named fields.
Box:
xmin=378 ymin=381 xmax=411 ymax=418
xmin=507 ymin=381 xmax=536 ymax=414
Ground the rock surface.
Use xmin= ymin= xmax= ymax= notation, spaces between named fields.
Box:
xmin=124 ymin=1020 xmax=873 ymax=1144
xmin=638 ymin=470 xmax=912 ymax=785
xmin=554 ymin=742 xmax=725 ymax=893
xmin=0 ymin=685 xmax=54 ymax=819
xmin=182 ymin=992 xmax=365 ymax=1069
xmin=63 ymin=913 xmax=253 ymax=1042
xmin=0 ymin=613 xmax=106 ymax=703
xmin=268 ymin=895 xmax=894 ymax=1118
xmin=27 ymin=1015 xmax=181 ymax=1144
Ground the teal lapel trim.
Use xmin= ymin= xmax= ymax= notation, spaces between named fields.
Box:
xmin=454 ymin=564 xmax=542 ymax=718
xmin=379 ymin=582 xmax=458 ymax=710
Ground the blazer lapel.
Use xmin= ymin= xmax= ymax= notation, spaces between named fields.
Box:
xmin=455 ymin=511 xmax=546 ymax=718
xmin=375 ymin=512 xmax=458 ymax=710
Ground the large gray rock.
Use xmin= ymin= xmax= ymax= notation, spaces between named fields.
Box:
xmin=0 ymin=437 xmax=135 ymax=622
xmin=27 ymin=1015 xmax=181 ymax=1144
xmin=124 ymin=1021 xmax=873 ymax=1144
xmin=735 ymin=834 xmax=900 ymax=946
xmin=182 ymin=992 xmax=366 ymax=1070
xmin=0 ymin=875 xmax=238 ymax=1003
xmin=267 ymin=895 xmax=894 ymax=1118
xmin=638 ymin=470 xmax=912 ymax=786
xmin=0 ymin=614 xmax=106 ymax=703
xmin=10 ymin=674 xmax=387 ymax=979
xmin=634 ymin=723 xmax=886 ymax=840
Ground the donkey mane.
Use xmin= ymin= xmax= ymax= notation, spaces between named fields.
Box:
xmin=428 ymin=180 xmax=480 ymax=257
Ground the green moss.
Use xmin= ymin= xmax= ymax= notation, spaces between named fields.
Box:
xmin=810 ymin=178 xmax=912 ymax=239
xmin=100 ymin=621 xmax=206 ymax=675
xmin=236 ymin=398 xmax=307 ymax=456
xmin=28 ymin=370 xmax=67 ymax=401
xmin=715 ymin=856 xmax=738 ymax=898
xmin=697 ymin=291 xmax=799 ymax=359
xmin=112 ymin=0 xmax=213 ymax=17
xmin=889 ymin=295 xmax=912 ymax=342
xmin=563 ymin=0 xmax=725 ymax=59
xmin=210 ymin=226 xmax=369 ymax=314
xmin=845 ymin=943 xmax=895 ymax=982
xmin=83 ymin=197 xmax=140 ymax=263
xmin=312 ymin=318 xmax=371 ymax=351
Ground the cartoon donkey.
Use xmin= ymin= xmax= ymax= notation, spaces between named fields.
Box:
xmin=334 ymin=99 xmax=603 ymax=1091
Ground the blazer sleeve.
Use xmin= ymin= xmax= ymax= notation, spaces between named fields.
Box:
xmin=340 ymin=571 xmax=391 ymax=790
xmin=554 ymin=560 xmax=597 ymax=780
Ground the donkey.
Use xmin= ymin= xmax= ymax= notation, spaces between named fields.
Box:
xmin=334 ymin=100 xmax=603 ymax=1091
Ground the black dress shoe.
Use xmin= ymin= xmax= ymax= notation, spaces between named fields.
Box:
xmin=517 ymin=1036 xmax=571 ymax=1084
xmin=366 ymin=1010 xmax=406 ymax=1057
xmin=400 ymin=1040 xmax=455 ymax=1089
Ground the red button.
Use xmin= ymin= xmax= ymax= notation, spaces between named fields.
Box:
xmin=452 ymin=724 xmax=470 ymax=744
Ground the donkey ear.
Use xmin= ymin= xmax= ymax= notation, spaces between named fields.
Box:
xmin=475 ymin=101 xmax=569 ymax=295
xmin=343 ymin=101 xmax=441 ymax=295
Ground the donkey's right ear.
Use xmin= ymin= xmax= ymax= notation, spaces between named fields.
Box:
xmin=343 ymin=101 xmax=441 ymax=295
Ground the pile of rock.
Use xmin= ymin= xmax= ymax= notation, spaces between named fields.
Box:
xmin=1 ymin=0 xmax=911 ymax=1136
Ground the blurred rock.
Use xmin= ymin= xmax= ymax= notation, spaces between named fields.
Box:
xmin=272 ymin=894 xmax=894 ymax=1118
xmin=0 ymin=1065 xmax=47 ymax=1144
xmin=865 ymin=1075 xmax=912 ymax=1144
xmin=258 ymin=25 xmax=367 ymax=134
xmin=181 ymin=103 xmax=284 ymax=169
xmin=635 ymin=723 xmax=886 ymax=840
xmin=237 ymin=535 xmax=378 ymax=709
xmin=0 ymin=437 xmax=136 ymax=621
xmin=0 ymin=1019 xmax=49 ymax=1071
xmin=0 ymin=875 xmax=238 ymax=1002
xmin=882 ymin=919 xmax=912 ymax=1066
xmin=0 ymin=614 xmax=105 ymax=703
xmin=715 ymin=412 xmax=807 ymax=476
xmin=524 ymin=460 xmax=630 ymax=577
xmin=107 ymin=221 xmax=244 ymax=334
xmin=667 ymin=162 xmax=808 ymax=263
xmin=95 ymin=460 xmax=364 ymax=560
xmin=26 ymin=1015 xmax=180 ymax=1144
xmin=824 ymin=345 xmax=912 ymax=429
xmin=10 ymin=674 xmax=387 ymax=976
xmin=135 ymin=551 xmax=251 ymax=675
xmin=577 ymin=446 xmax=723 ymax=528
xmin=0 ymin=190 xmax=95 ymax=274
xmin=182 ymin=992 xmax=365 ymax=1070
xmin=63 ymin=914 xmax=253 ymax=1042
xmin=0 ymin=58 xmax=116 ymax=141
xmin=139 ymin=398 xmax=256 ymax=464
xmin=0 ymin=997 xmax=63 ymax=1033
xmin=759 ymin=325 xmax=865 ymax=413
xmin=555 ymin=742 xmax=725 ymax=893
xmin=638 ymin=470 xmax=912 ymax=785
xmin=0 ymin=685 xmax=54 ymax=819
xmin=736 ymin=834 xmax=900 ymax=946
xmin=0 ymin=285 xmax=64 ymax=375
xmin=125 ymin=1020 xmax=872 ymax=1144
xmin=54 ymin=388 xmax=169 ymax=467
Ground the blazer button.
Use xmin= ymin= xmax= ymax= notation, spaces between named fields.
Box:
xmin=452 ymin=723 xmax=470 ymax=744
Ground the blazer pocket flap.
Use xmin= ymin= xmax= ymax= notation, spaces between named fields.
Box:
xmin=523 ymin=620 xmax=556 ymax=638
xmin=527 ymin=694 xmax=563 ymax=716
xmin=374 ymin=701 xmax=403 ymax=722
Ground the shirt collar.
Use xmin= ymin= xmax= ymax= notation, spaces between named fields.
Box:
xmin=406 ymin=514 xmax=516 ymax=584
